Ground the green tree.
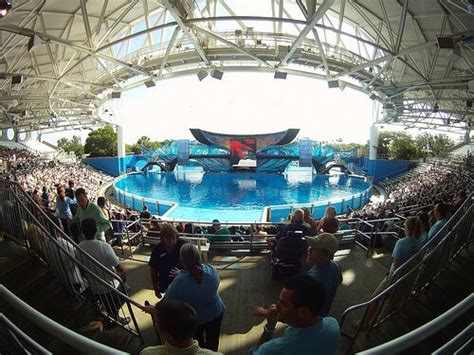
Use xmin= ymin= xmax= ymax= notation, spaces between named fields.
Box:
xmin=377 ymin=131 xmax=418 ymax=160
xmin=84 ymin=125 xmax=117 ymax=157
xmin=57 ymin=135 xmax=84 ymax=158
xmin=415 ymin=132 xmax=455 ymax=158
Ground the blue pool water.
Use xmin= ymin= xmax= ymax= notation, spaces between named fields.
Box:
xmin=114 ymin=171 xmax=371 ymax=222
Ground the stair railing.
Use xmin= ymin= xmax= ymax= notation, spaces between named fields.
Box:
xmin=0 ymin=285 xmax=127 ymax=354
xmin=0 ymin=180 xmax=145 ymax=341
xmin=339 ymin=193 xmax=473 ymax=351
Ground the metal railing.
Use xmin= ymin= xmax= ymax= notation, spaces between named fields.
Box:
xmin=357 ymin=294 xmax=474 ymax=355
xmin=339 ymin=193 xmax=473 ymax=351
xmin=0 ymin=285 xmax=126 ymax=354
xmin=0 ymin=180 xmax=145 ymax=341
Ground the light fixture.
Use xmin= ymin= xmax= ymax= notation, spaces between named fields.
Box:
xmin=274 ymin=71 xmax=287 ymax=80
xmin=111 ymin=91 xmax=121 ymax=99
xmin=144 ymin=79 xmax=156 ymax=88
xmin=210 ymin=69 xmax=223 ymax=80
xmin=0 ymin=0 xmax=12 ymax=18
xmin=197 ymin=70 xmax=208 ymax=81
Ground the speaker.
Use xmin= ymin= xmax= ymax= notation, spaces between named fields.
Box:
xmin=466 ymin=100 xmax=473 ymax=108
xmin=144 ymin=79 xmax=156 ymax=88
xmin=111 ymin=91 xmax=121 ymax=99
xmin=327 ymin=80 xmax=339 ymax=88
xmin=210 ymin=69 xmax=223 ymax=80
xmin=197 ymin=70 xmax=208 ymax=81
xmin=274 ymin=71 xmax=287 ymax=80
xmin=11 ymin=75 xmax=23 ymax=85
xmin=437 ymin=36 xmax=456 ymax=49
xmin=369 ymin=94 xmax=377 ymax=100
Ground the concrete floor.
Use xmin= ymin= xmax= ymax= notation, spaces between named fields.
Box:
xmin=118 ymin=243 xmax=391 ymax=354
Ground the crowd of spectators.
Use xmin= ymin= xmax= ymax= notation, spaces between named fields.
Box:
xmin=0 ymin=146 xmax=113 ymax=208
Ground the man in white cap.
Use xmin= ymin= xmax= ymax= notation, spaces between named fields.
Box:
xmin=305 ymin=233 xmax=342 ymax=316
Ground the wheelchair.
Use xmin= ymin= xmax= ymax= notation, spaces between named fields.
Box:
xmin=271 ymin=231 xmax=307 ymax=280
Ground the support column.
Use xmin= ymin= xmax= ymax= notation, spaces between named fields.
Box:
xmin=369 ymin=124 xmax=378 ymax=160
xmin=464 ymin=128 xmax=471 ymax=144
xmin=117 ymin=124 xmax=126 ymax=175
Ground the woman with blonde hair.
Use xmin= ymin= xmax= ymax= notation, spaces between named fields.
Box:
xmin=164 ymin=244 xmax=225 ymax=352
xmin=390 ymin=216 xmax=422 ymax=272
xmin=317 ymin=206 xmax=339 ymax=234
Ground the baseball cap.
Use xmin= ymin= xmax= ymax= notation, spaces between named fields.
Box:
xmin=305 ymin=233 xmax=339 ymax=256
xmin=212 ymin=219 xmax=220 ymax=224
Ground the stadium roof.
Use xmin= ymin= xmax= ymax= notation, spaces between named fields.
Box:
xmin=0 ymin=0 xmax=473 ymax=136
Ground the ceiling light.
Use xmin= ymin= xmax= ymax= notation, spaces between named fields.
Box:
xmin=0 ymin=0 xmax=12 ymax=18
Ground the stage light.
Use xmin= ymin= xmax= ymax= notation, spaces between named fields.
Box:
xmin=327 ymin=80 xmax=339 ymax=88
xmin=210 ymin=69 xmax=223 ymax=80
xmin=0 ymin=0 xmax=12 ymax=18
xmin=274 ymin=71 xmax=287 ymax=80
xmin=144 ymin=79 xmax=156 ymax=88
xmin=197 ymin=70 xmax=208 ymax=81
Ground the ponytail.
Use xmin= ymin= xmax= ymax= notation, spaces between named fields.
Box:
xmin=180 ymin=244 xmax=203 ymax=283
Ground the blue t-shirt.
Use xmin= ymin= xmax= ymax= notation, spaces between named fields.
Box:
xmin=427 ymin=219 xmax=447 ymax=241
xmin=164 ymin=263 xmax=225 ymax=325
xmin=250 ymin=317 xmax=340 ymax=355
xmin=56 ymin=196 xmax=76 ymax=220
xmin=307 ymin=262 xmax=342 ymax=316
xmin=390 ymin=237 xmax=421 ymax=272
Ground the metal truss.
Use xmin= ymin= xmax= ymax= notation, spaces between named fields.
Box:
xmin=0 ymin=0 xmax=472 ymax=135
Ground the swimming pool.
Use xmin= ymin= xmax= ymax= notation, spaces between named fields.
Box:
xmin=113 ymin=170 xmax=371 ymax=222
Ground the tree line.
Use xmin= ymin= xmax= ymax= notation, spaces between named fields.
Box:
xmin=57 ymin=125 xmax=456 ymax=161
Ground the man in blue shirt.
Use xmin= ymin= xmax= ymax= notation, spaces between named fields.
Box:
xmin=422 ymin=202 xmax=449 ymax=245
xmin=250 ymin=275 xmax=340 ymax=355
xmin=305 ymin=233 xmax=343 ymax=316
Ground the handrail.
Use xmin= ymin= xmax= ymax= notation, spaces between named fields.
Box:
xmin=0 ymin=183 xmax=144 ymax=310
xmin=356 ymin=294 xmax=474 ymax=354
xmin=0 ymin=313 xmax=51 ymax=354
xmin=0 ymin=285 xmax=127 ymax=354
xmin=0 ymin=180 xmax=146 ymax=338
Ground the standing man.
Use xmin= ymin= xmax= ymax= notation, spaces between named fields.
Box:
xmin=305 ymin=233 xmax=343 ymax=316
xmin=72 ymin=188 xmax=112 ymax=240
xmin=251 ymin=275 xmax=340 ymax=354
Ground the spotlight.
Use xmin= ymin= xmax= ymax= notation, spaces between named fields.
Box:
xmin=210 ymin=69 xmax=223 ymax=80
xmin=327 ymin=80 xmax=339 ymax=88
xmin=144 ymin=79 xmax=156 ymax=88
xmin=274 ymin=71 xmax=287 ymax=80
xmin=197 ymin=70 xmax=208 ymax=81
xmin=0 ymin=0 xmax=12 ymax=18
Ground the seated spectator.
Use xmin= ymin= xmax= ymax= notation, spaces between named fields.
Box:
xmin=277 ymin=209 xmax=317 ymax=240
xmin=252 ymin=225 xmax=268 ymax=241
xmin=421 ymin=202 xmax=449 ymax=245
xmin=147 ymin=218 xmax=161 ymax=239
xmin=417 ymin=211 xmax=430 ymax=246
xmin=148 ymin=223 xmax=187 ymax=298
xmin=140 ymin=205 xmax=152 ymax=220
xmin=306 ymin=233 xmax=342 ymax=316
xmin=251 ymin=275 xmax=340 ymax=354
xmin=207 ymin=220 xmax=231 ymax=243
xmin=164 ymin=244 xmax=225 ymax=351
xmin=317 ymin=207 xmax=339 ymax=234
xmin=41 ymin=186 xmax=50 ymax=210
xmin=451 ymin=190 xmax=466 ymax=213
xmin=76 ymin=219 xmax=129 ymax=324
xmin=141 ymin=300 xmax=221 ymax=355
xmin=391 ymin=216 xmax=422 ymax=272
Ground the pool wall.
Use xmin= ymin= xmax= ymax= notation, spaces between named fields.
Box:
xmin=113 ymin=173 xmax=175 ymax=215
xmin=266 ymin=179 xmax=371 ymax=222
xmin=113 ymin=172 xmax=371 ymax=222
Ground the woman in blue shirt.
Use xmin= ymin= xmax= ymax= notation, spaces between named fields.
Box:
xmin=164 ymin=243 xmax=225 ymax=352
xmin=390 ymin=216 xmax=422 ymax=272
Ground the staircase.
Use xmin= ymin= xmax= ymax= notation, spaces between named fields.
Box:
xmin=344 ymin=242 xmax=474 ymax=353
xmin=0 ymin=241 xmax=144 ymax=354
